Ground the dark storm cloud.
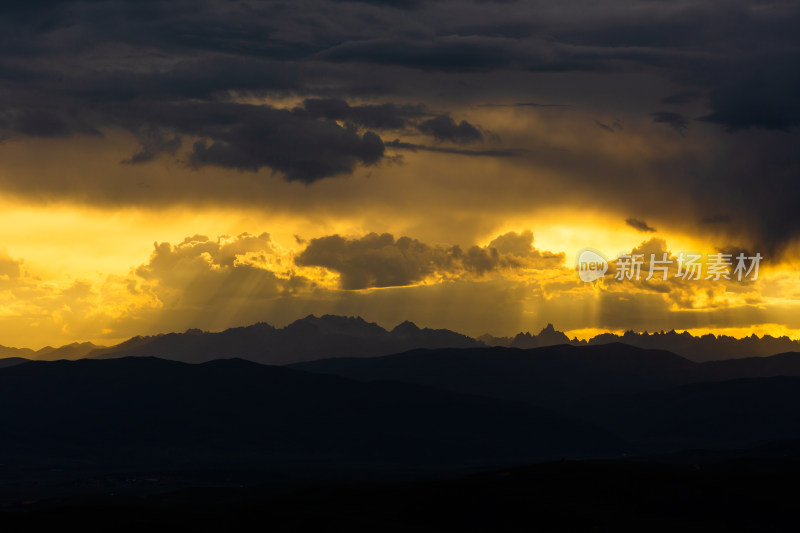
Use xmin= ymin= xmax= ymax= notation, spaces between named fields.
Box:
xmin=417 ymin=115 xmax=483 ymax=143
xmin=318 ymin=36 xmax=529 ymax=71
xmin=301 ymin=99 xmax=487 ymax=145
xmin=650 ymin=111 xmax=689 ymax=135
xmin=302 ymin=98 xmax=428 ymax=129
xmin=123 ymin=128 xmax=182 ymax=165
xmin=0 ymin=106 xmax=101 ymax=139
xmin=328 ymin=0 xmax=427 ymax=8
xmin=700 ymin=53 xmax=800 ymax=131
xmin=386 ymin=140 xmax=523 ymax=158
xmin=594 ymin=120 xmax=615 ymax=133
xmin=317 ymin=35 xmax=683 ymax=73
xmin=695 ymin=131 xmax=800 ymax=257
xmin=70 ymin=57 xmax=311 ymax=102
xmin=0 ymin=0 xmax=798 ymax=251
xmin=51 ymin=100 xmax=385 ymax=182
xmin=3 ymin=109 xmax=73 ymax=138
xmin=478 ymin=102 xmax=573 ymax=109
xmin=661 ymin=92 xmax=702 ymax=105
xmin=167 ymin=103 xmax=386 ymax=182
xmin=626 ymin=218 xmax=657 ymax=233
xmin=701 ymin=215 xmax=731 ymax=226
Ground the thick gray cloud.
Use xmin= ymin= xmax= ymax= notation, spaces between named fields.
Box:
xmin=302 ymin=98 xmax=428 ymax=129
xmin=650 ymin=111 xmax=688 ymax=135
xmin=385 ymin=139 xmax=520 ymax=157
xmin=300 ymin=98 xmax=485 ymax=145
xmin=123 ymin=128 xmax=182 ymax=165
xmin=700 ymin=53 xmax=800 ymax=132
xmin=0 ymin=0 xmax=797 ymax=250
xmin=109 ymin=101 xmax=385 ymax=182
xmin=182 ymin=104 xmax=386 ymax=182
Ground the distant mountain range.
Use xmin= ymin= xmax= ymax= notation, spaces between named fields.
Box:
xmin=2 ymin=315 xmax=799 ymax=365
xmin=88 ymin=315 xmax=481 ymax=365
xmin=481 ymin=324 xmax=800 ymax=362
xmin=0 ymin=341 xmax=104 ymax=361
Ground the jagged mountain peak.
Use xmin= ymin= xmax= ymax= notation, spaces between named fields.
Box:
xmin=391 ymin=320 xmax=421 ymax=335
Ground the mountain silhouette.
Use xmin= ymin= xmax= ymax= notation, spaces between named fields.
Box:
xmin=89 ymin=314 xmax=480 ymax=364
xmin=0 ymin=341 xmax=104 ymax=361
xmin=482 ymin=326 xmax=800 ymax=361
xmin=0 ymin=345 xmax=36 ymax=359
xmin=480 ymin=323 xmax=571 ymax=349
xmin=0 ymin=357 xmax=617 ymax=469
xmin=2 ymin=316 xmax=797 ymax=366
xmin=586 ymin=330 xmax=800 ymax=361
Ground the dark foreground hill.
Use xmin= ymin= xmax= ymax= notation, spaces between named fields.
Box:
xmin=572 ymin=376 xmax=800 ymax=452
xmin=295 ymin=345 xmax=800 ymax=453
xmin=293 ymin=344 xmax=800 ymax=406
xmin=4 ymin=452 xmax=800 ymax=532
xmin=90 ymin=314 xmax=480 ymax=364
xmin=0 ymin=357 xmax=28 ymax=369
xmin=0 ymin=357 xmax=616 ymax=470
xmin=5 ymin=351 xmax=800 ymax=530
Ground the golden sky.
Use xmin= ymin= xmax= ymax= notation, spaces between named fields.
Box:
xmin=0 ymin=0 xmax=798 ymax=348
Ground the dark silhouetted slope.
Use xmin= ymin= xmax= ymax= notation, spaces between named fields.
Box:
xmin=573 ymin=377 xmax=800 ymax=452
xmin=293 ymin=343 xmax=704 ymax=406
xmin=0 ymin=357 xmax=28 ymax=369
xmin=294 ymin=344 xmax=800 ymax=407
xmin=0 ymin=357 xmax=617 ymax=469
xmin=5 ymin=456 xmax=799 ymax=532
xmin=702 ymin=351 xmax=800 ymax=379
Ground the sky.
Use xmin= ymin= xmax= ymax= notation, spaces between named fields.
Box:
xmin=0 ymin=0 xmax=799 ymax=348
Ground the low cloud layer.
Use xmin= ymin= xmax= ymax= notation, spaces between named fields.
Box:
xmin=296 ymin=230 xmax=564 ymax=289
xmin=0 ymin=229 xmax=798 ymax=347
